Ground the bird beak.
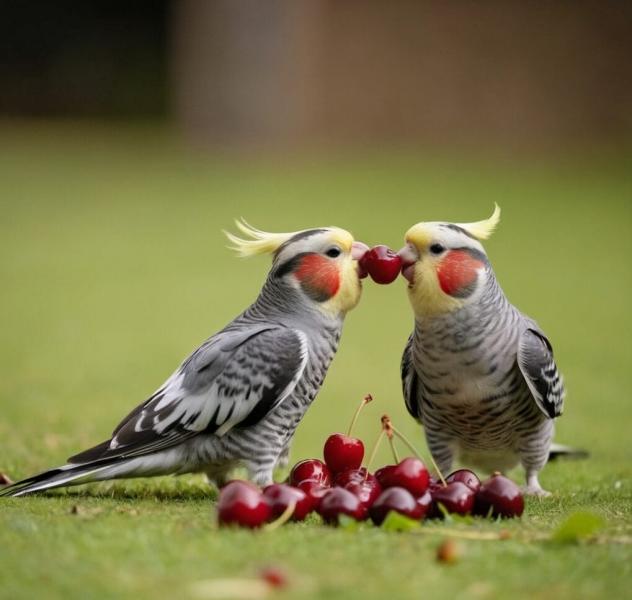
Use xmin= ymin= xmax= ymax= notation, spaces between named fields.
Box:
xmin=352 ymin=241 xmax=369 ymax=279
xmin=397 ymin=244 xmax=418 ymax=282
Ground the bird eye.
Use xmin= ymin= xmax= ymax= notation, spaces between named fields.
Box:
xmin=325 ymin=246 xmax=342 ymax=258
xmin=429 ymin=243 xmax=446 ymax=255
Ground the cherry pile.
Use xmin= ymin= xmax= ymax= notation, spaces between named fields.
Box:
xmin=217 ymin=397 xmax=524 ymax=528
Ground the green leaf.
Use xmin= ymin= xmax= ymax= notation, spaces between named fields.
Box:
xmin=381 ymin=511 xmax=422 ymax=532
xmin=337 ymin=515 xmax=361 ymax=532
xmin=552 ymin=512 xmax=606 ymax=543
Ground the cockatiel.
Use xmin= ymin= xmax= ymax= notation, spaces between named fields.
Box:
xmin=1 ymin=222 xmax=369 ymax=497
xmin=399 ymin=206 xmax=565 ymax=495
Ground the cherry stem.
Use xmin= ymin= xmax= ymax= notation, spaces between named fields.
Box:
xmin=390 ymin=424 xmax=446 ymax=486
xmin=347 ymin=394 xmax=373 ymax=437
xmin=263 ymin=501 xmax=296 ymax=532
xmin=381 ymin=414 xmax=400 ymax=463
xmin=364 ymin=429 xmax=385 ymax=475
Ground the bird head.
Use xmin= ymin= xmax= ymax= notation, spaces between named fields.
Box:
xmin=225 ymin=220 xmax=369 ymax=317
xmin=399 ymin=205 xmax=500 ymax=318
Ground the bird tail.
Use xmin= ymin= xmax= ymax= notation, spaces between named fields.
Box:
xmin=0 ymin=459 xmax=121 ymax=498
xmin=547 ymin=443 xmax=589 ymax=462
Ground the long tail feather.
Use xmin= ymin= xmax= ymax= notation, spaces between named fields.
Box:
xmin=547 ymin=443 xmax=590 ymax=462
xmin=0 ymin=460 xmax=120 ymax=497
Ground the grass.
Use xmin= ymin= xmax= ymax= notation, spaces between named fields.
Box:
xmin=0 ymin=121 xmax=631 ymax=599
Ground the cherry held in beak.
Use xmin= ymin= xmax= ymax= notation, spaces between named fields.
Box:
xmin=359 ymin=245 xmax=402 ymax=284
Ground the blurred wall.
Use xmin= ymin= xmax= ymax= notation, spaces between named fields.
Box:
xmin=0 ymin=1 xmax=168 ymax=116
xmin=173 ymin=0 xmax=632 ymax=148
xmin=1 ymin=1 xmax=631 ymax=148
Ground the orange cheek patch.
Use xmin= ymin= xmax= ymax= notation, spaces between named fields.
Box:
xmin=295 ymin=255 xmax=340 ymax=301
xmin=436 ymin=250 xmax=484 ymax=297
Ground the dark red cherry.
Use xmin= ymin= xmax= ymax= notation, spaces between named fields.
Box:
xmin=431 ymin=481 xmax=476 ymax=516
xmin=369 ymin=487 xmax=424 ymax=525
xmin=375 ymin=465 xmax=397 ymax=488
xmin=333 ymin=467 xmax=377 ymax=488
xmin=323 ymin=433 xmax=364 ymax=474
xmin=262 ymin=483 xmax=312 ymax=521
xmin=416 ymin=490 xmax=433 ymax=519
xmin=359 ymin=245 xmax=403 ymax=285
xmin=344 ymin=478 xmax=382 ymax=510
xmin=317 ymin=487 xmax=367 ymax=524
xmin=446 ymin=469 xmax=481 ymax=493
xmin=217 ymin=480 xmax=271 ymax=528
xmin=289 ymin=459 xmax=331 ymax=487
xmin=379 ymin=457 xmax=430 ymax=497
xmin=474 ymin=473 xmax=524 ymax=518
xmin=296 ymin=479 xmax=329 ymax=511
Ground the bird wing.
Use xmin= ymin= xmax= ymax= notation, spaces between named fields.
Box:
xmin=517 ymin=328 xmax=565 ymax=419
xmin=401 ymin=334 xmax=423 ymax=423
xmin=68 ymin=326 xmax=309 ymax=464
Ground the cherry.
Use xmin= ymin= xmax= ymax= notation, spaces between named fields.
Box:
xmin=375 ymin=465 xmax=396 ymax=488
xmin=474 ymin=473 xmax=524 ymax=518
xmin=289 ymin=459 xmax=331 ymax=487
xmin=446 ymin=469 xmax=481 ymax=493
xmin=259 ymin=566 xmax=288 ymax=589
xmin=344 ymin=478 xmax=382 ymax=510
xmin=416 ymin=490 xmax=433 ymax=519
xmin=262 ymin=483 xmax=312 ymax=521
xmin=317 ymin=487 xmax=367 ymax=524
xmin=431 ymin=481 xmax=476 ymax=516
xmin=379 ymin=457 xmax=430 ymax=498
xmin=333 ymin=467 xmax=377 ymax=488
xmin=359 ymin=245 xmax=403 ymax=285
xmin=369 ymin=486 xmax=423 ymax=525
xmin=323 ymin=433 xmax=364 ymax=474
xmin=296 ymin=479 xmax=329 ymax=511
xmin=217 ymin=480 xmax=271 ymax=528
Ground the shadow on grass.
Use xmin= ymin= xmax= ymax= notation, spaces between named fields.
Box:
xmin=25 ymin=477 xmax=217 ymax=502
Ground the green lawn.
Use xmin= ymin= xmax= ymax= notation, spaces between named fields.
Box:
xmin=1 ymin=122 xmax=631 ymax=600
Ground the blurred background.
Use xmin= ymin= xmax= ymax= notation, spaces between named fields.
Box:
xmin=1 ymin=1 xmax=631 ymax=476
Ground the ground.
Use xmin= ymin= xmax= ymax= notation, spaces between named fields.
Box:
xmin=0 ymin=122 xmax=630 ymax=600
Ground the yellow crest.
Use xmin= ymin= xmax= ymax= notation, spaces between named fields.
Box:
xmin=455 ymin=203 xmax=501 ymax=241
xmin=224 ymin=219 xmax=307 ymax=258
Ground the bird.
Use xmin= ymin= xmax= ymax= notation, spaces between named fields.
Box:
xmin=1 ymin=221 xmax=369 ymax=497
xmin=398 ymin=205 xmax=573 ymax=495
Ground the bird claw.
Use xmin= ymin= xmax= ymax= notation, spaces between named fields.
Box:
xmin=522 ymin=484 xmax=551 ymax=497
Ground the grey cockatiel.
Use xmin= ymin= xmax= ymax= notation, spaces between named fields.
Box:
xmin=1 ymin=222 xmax=369 ymax=496
xmin=399 ymin=206 xmax=569 ymax=496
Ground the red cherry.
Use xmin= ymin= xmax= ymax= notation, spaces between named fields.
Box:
xmin=446 ymin=469 xmax=481 ymax=493
xmin=323 ymin=433 xmax=364 ymax=474
xmin=333 ymin=467 xmax=378 ymax=488
xmin=262 ymin=483 xmax=312 ymax=521
xmin=359 ymin=245 xmax=403 ymax=285
xmin=259 ymin=566 xmax=288 ymax=589
xmin=217 ymin=480 xmax=271 ymax=528
xmin=379 ymin=457 xmax=430 ymax=497
xmin=317 ymin=487 xmax=367 ymax=524
xmin=369 ymin=487 xmax=424 ymax=525
xmin=375 ymin=465 xmax=397 ymax=488
xmin=416 ymin=490 xmax=433 ymax=519
xmin=474 ymin=473 xmax=524 ymax=518
xmin=431 ymin=481 xmax=476 ymax=516
xmin=289 ymin=459 xmax=331 ymax=487
xmin=344 ymin=478 xmax=382 ymax=510
xmin=296 ymin=479 xmax=329 ymax=511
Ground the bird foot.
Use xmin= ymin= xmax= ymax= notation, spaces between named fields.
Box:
xmin=522 ymin=484 xmax=551 ymax=497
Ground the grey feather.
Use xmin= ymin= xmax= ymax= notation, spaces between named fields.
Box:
xmin=517 ymin=328 xmax=565 ymax=419
xmin=401 ymin=334 xmax=422 ymax=422
xmin=70 ymin=327 xmax=308 ymax=464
